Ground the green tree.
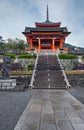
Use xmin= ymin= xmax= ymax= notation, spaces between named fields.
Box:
xmin=16 ymin=40 xmax=25 ymax=50
xmin=0 ymin=38 xmax=26 ymax=51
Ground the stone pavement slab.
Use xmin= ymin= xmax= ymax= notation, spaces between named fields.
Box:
xmin=0 ymin=90 xmax=34 ymax=130
xmin=14 ymin=90 xmax=84 ymax=130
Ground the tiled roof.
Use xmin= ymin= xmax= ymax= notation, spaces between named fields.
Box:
xmin=35 ymin=20 xmax=61 ymax=25
xmin=23 ymin=27 xmax=70 ymax=34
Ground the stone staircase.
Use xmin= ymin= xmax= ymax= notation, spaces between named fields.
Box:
xmin=33 ymin=54 xmax=67 ymax=89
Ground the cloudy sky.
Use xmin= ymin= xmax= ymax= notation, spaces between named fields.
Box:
xmin=0 ymin=0 xmax=84 ymax=47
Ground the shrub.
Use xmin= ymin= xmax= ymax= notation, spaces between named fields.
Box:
xmin=82 ymin=55 xmax=84 ymax=59
xmin=4 ymin=53 xmax=15 ymax=59
xmin=58 ymin=53 xmax=77 ymax=59
xmin=31 ymin=53 xmax=37 ymax=58
xmin=19 ymin=53 xmax=37 ymax=59
xmin=27 ymin=64 xmax=33 ymax=70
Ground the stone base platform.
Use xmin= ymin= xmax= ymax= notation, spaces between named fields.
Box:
xmin=14 ymin=90 xmax=84 ymax=130
xmin=0 ymin=79 xmax=16 ymax=89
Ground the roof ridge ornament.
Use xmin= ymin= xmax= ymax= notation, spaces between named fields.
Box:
xmin=46 ymin=5 xmax=49 ymax=22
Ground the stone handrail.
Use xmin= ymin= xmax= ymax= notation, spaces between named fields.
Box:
xmin=29 ymin=53 xmax=39 ymax=87
xmin=56 ymin=53 xmax=71 ymax=89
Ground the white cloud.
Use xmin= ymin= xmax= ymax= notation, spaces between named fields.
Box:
xmin=0 ymin=0 xmax=84 ymax=47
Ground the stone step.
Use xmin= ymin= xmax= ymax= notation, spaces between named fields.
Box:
xmin=33 ymin=54 xmax=67 ymax=89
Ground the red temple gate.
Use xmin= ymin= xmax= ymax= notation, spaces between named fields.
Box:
xmin=22 ymin=6 xmax=71 ymax=52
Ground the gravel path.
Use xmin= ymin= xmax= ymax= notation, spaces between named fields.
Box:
xmin=0 ymin=90 xmax=34 ymax=130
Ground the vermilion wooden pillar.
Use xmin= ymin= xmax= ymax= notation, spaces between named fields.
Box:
xmin=52 ymin=38 xmax=55 ymax=51
xmin=59 ymin=39 xmax=63 ymax=49
xmin=29 ymin=39 xmax=33 ymax=49
xmin=38 ymin=38 xmax=41 ymax=51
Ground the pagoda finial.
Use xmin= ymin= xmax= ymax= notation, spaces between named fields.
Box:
xmin=46 ymin=5 xmax=49 ymax=21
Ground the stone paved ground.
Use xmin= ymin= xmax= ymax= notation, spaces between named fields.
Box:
xmin=14 ymin=90 xmax=84 ymax=130
xmin=69 ymin=87 xmax=84 ymax=104
xmin=0 ymin=90 xmax=34 ymax=130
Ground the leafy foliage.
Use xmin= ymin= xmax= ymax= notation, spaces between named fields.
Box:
xmin=19 ymin=53 xmax=37 ymax=59
xmin=27 ymin=64 xmax=33 ymax=70
xmin=82 ymin=55 xmax=84 ymax=59
xmin=0 ymin=38 xmax=25 ymax=51
xmin=58 ymin=53 xmax=77 ymax=59
xmin=4 ymin=53 xmax=15 ymax=59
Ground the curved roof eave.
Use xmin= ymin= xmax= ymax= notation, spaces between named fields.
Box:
xmin=35 ymin=21 xmax=61 ymax=25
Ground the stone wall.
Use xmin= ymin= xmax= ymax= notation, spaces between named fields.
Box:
xmin=60 ymin=59 xmax=78 ymax=70
xmin=67 ymin=74 xmax=84 ymax=87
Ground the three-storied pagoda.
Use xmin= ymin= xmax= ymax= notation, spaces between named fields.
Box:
xmin=22 ymin=6 xmax=71 ymax=51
